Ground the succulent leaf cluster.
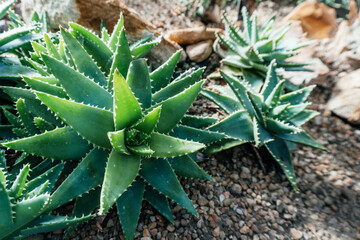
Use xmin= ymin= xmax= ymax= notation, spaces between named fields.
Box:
xmin=0 ymin=150 xmax=92 ymax=240
xmin=1 ymin=14 xmax=218 ymax=240
xmin=217 ymin=7 xmax=312 ymax=86
xmin=202 ymin=60 xmax=325 ymax=190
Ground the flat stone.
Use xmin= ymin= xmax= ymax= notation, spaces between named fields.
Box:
xmin=186 ymin=40 xmax=213 ymax=63
xmin=327 ymin=69 xmax=360 ymax=124
xmin=166 ymin=27 xmax=221 ymax=45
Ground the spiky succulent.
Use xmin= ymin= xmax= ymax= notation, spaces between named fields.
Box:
xmin=201 ymin=61 xmax=325 ymax=190
xmin=0 ymin=0 xmax=52 ymax=79
xmin=0 ymin=150 xmax=92 ymax=240
xmin=1 ymin=15 xmax=221 ymax=240
xmin=0 ymin=13 xmax=160 ymax=141
xmin=216 ymin=7 xmax=312 ymax=86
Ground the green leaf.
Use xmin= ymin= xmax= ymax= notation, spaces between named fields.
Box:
xmin=2 ymin=108 xmax=22 ymax=128
xmin=247 ymin=91 xmax=265 ymax=124
xmin=150 ymin=50 xmax=181 ymax=93
xmin=108 ymin=129 xmax=130 ymax=155
xmin=34 ymin=117 xmax=55 ymax=132
xmin=25 ymin=57 xmax=50 ymax=76
xmin=116 ymin=180 xmax=145 ymax=240
xmin=134 ymin=106 xmax=161 ymax=135
xmin=25 ymin=163 xmax=64 ymax=194
xmin=278 ymin=103 xmax=310 ymax=121
xmin=144 ymin=186 xmax=174 ymax=223
xmin=2 ymin=87 xmax=61 ymax=126
xmin=207 ymin=111 xmax=254 ymax=141
xmin=109 ymin=13 xmax=124 ymax=51
xmin=280 ymin=85 xmax=315 ymax=105
xmin=253 ymin=117 xmax=273 ymax=147
xmin=130 ymin=37 xmax=161 ymax=59
xmin=265 ymin=139 xmax=298 ymax=191
xmin=36 ymin=92 xmax=114 ymax=149
xmin=140 ymin=158 xmax=198 ymax=217
xmin=155 ymin=80 xmax=204 ymax=134
xmin=265 ymin=118 xmax=301 ymax=134
xmin=260 ymin=60 xmax=278 ymax=99
xmin=0 ymin=63 xmax=40 ymax=80
xmin=180 ymin=115 xmax=218 ymax=128
xmin=47 ymin=148 xmax=108 ymax=211
xmin=128 ymin=144 xmax=154 ymax=156
xmin=0 ymin=194 xmax=50 ymax=238
xmin=31 ymin=41 xmax=47 ymax=55
xmin=250 ymin=16 xmax=259 ymax=44
xmin=108 ymin=28 xmax=132 ymax=91
xmin=276 ymin=131 xmax=326 ymax=150
xmin=126 ymin=59 xmax=152 ymax=109
xmin=171 ymin=124 xmax=226 ymax=144
xmin=149 ymin=132 xmax=204 ymax=158
xmin=16 ymin=98 xmax=38 ymax=136
xmin=153 ymin=68 xmax=204 ymax=104
xmin=60 ymin=28 xmax=107 ymax=87
xmin=242 ymin=69 xmax=264 ymax=92
xmin=0 ymin=181 xmax=12 ymax=227
xmin=169 ymin=155 xmax=213 ymax=181
xmin=17 ymin=214 xmax=93 ymax=239
xmin=113 ymin=70 xmax=142 ymax=131
xmin=221 ymin=71 xmax=255 ymax=117
xmin=203 ymin=138 xmax=246 ymax=154
xmin=44 ymin=33 xmax=61 ymax=60
xmin=23 ymin=76 xmax=67 ymax=99
xmin=0 ymin=33 xmax=44 ymax=55
xmin=41 ymin=54 xmax=113 ymax=110
xmin=69 ymin=22 xmax=112 ymax=59
xmin=100 ymin=150 xmax=140 ymax=214
xmin=264 ymin=79 xmax=285 ymax=111
xmin=2 ymin=127 xmax=89 ymax=160
xmin=9 ymin=164 xmax=30 ymax=199
xmin=0 ymin=24 xmax=39 ymax=46
xmin=290 ymin=110 xmax=318 ymax=126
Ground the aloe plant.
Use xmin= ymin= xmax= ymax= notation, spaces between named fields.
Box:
xmin=0 ymin=13 xmax=160 ymax=141
xmin=216 ymin=7 xmax=312 ymax=88
xmin=201 ymin=60 xmax=325 ymax=190
xmin=0 ymin=150 xmax=92 ymax=240
xmin=0 ymin=0 xmax=52 ymax=79
xmin=1 ymin=15 xmax=220 ymax=240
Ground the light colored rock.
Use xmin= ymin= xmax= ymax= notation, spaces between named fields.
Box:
xmin=290 ymin=228 xmax=303 ymax=240
xmin=325 ymin=19 xmax=360 ymax=71
xmin=186 ymin=40 xmax=213 ymax=63
xmin=327 ymin=69 xmax=360 ymax=124
xmin=166 ymin=27 xmax=221 ymax=45
xmin=327 ymin=20 xmax=351 ymax=58
xmin=282 ymin=44 xmax=329 ymax=85
xmin=20 ymin=0 xmax=185 ymax=67
xmin=285 ymin=1 xmax=337 ymax=39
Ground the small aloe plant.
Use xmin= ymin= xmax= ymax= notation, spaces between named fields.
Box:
xmin=1 ymin=15 xmax=220 ymax=240
xmin=0 ymin=0 xmax=52 ymax=80
xmin=216 ymin=7 xmax=312 ymax=87
xmin=201 ymin=60 xmax=325 ymax=190
xmin=0 ymin=150 xmax=92 ymax=240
